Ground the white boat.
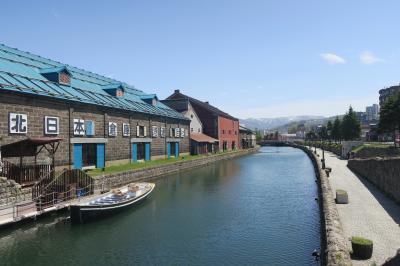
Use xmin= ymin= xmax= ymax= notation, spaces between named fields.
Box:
xmin=70 ymin=182 xmax=155 ymax=224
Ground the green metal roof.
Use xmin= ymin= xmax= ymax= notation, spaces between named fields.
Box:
xmin=0 ymin=43 xmax=188 ymax=121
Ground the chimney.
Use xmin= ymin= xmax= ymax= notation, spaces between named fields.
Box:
xmin=174 ymin=89 xmax=180 ymax=94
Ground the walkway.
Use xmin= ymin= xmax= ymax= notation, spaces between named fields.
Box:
xmin=316 ymin=148 xmax=400 ymax=265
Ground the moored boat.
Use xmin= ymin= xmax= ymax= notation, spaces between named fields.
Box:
xmin=70 ymin=182 xmax=155 ymax=224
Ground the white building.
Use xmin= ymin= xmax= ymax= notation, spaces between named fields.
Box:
xmin=366 ymin=104 xmax=379 ymax=121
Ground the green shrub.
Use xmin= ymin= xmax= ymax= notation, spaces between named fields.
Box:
xmin=351 ymin=236 xmax=373 ymax=246
xmin=351 ymin=236 xmax=373 ymax=260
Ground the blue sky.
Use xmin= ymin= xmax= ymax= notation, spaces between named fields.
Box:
xmin=1 ymin=1 xmax=400 ymax=118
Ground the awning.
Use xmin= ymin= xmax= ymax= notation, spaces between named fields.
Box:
xmin=190 ymin=133 xmax=218 ymax=143
xmin=1 ymin=137 xmax=62 ymax=157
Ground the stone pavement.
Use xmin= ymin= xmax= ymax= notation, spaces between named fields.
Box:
xmin=316 ymin=148 xmax=400 ymax=265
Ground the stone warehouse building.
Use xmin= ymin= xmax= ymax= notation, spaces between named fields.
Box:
xmin=0 ymin=44 xmax=190 ymax=171
xmin=164 ymin=90 xmax=240 ymax=151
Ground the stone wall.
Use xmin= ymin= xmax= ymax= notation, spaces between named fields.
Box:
xmin=93 ymin=148 xmax=258 ymax=191
xmin=348 ymin=157 xmax=400 ymax=203
xmin=0 ymin=177 xmax=31 ymax=206
xmin=288 ymin=144 xmax=352 ymax=266
xmin=354 ymin=147 xmax=400 ymax=159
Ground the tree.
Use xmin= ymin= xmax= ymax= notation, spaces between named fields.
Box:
xmin=341 ymin=106 xmax=361 ymax=140
xmin=288 ymin=124 xmax=298 ymax=134
xmin=331 ymin=117 xmax=342 ymax=142
xmin=305 ymin=130 xmax=318 ymax=141
xmin=255 ymin=128 xmax=263 ymax=142
xmin=326 ymin=121 xmax=333 ymax=140
xmin=274 ymin=131 xmax=279 ymax=140
xmin=378 ymin=93 xmax=400 ymax=147
xmin=318 ymin=125 xmax=328 ymax=140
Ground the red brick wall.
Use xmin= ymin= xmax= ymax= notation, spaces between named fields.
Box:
xmin=217 ymin=116 xmax=240 ymax=150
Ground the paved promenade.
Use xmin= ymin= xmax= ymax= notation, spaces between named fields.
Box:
xmin=316 ymin=148 xmax=400 ymax=265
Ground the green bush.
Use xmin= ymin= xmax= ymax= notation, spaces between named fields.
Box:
xmin=351 ymin=236 xmax=373 ymax=260
xmin=351 ymin=236 xmax=373 ymax=246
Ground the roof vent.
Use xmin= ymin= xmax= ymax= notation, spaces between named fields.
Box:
xmin=174 ymin=89 xmax=180 ymax=93
xmin=205 ymin=101 xmax=209 ymax=104
xmin=140 ymin=94 xmax=158 ymax=106
xmin=102 ymin=83 xmax=124 ymax=97
xmin=40 ymin=66 xmax=71 ymax=85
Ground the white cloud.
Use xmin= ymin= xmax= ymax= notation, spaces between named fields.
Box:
xmin=320 ymin=53 xmax=346 ymax=65
xmin=360 ymin=51 xmax=383 ymax=64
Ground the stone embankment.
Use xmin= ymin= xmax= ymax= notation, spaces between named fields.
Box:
xmin=94 ymin=148 xmax=259 ymax=191
xmin=289 ymin=144 xmax=352 ymax=266
xmin=0 ymin=177 xmax=31 ymax=205
xmin=348 ymin=157 xmax=400 ymax=203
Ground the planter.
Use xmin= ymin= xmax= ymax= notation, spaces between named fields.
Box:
xmin=336 ymin=189 xmax=349 ymax=204
xmin=351 ymin=236 xmax=373 ymax=259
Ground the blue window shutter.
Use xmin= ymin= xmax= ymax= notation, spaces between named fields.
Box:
xmin=73 ymin=144 xmax=82 ymax=169
xmin=145 ymin=143 xmax=151 ymax=161
xmin=175 ymin=142 xmax=180 ymax=158
xmin=96 ymin=144 xmax=105 ymax=168
xmin=132 ymin=143 xmax=137 ymax=162
xmin=85 ymin=121 xmax=94 ymax=136
xmin=167 ymin=143 xmax=171 ymax=159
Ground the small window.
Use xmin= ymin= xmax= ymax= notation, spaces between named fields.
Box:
xmin=191 ymin=128 xmax=194 ymax=132
xmin=116 ymin=89 xmax=124 ymax=97
xmin=59 ymin=72 xmax=71 ymax=85
xmin=190 ymin=114 xmax=194 ymax=118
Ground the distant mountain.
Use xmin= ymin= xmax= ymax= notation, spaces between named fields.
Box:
xmin=240 ymin=116 xmax=325 ymax=131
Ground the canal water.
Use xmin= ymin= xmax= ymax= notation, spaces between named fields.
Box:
xmin=0 ymin=146 xmax=321 ymax=265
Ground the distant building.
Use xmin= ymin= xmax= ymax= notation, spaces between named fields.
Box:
xmin=379 ymin=85 xmax=400 ymax=106
xmin=355 ymin=112 xmax=368 ymax=125
xmin=365 ymin=104 xmax=379 ymax=121
xmin=239 ymin=125 xmax=256 ymax=148
xmin=164 ymin=90 xmax=240 ymax=152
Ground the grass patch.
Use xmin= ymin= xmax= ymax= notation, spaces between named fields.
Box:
xmin=351 ymin=236 xmax=373 ymax=246
xmin=87 ymin=150 xmax=241 ymax=177
xmin=352 ymin=143 xmax=393 ymax=152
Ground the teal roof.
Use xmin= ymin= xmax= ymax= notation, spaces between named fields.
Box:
xmin=40 ymin=65 xmax=71 ymax=75
xmin=0 ymin=43 xmax=187 ymax=120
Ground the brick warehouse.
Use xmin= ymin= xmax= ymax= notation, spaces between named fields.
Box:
xmin=0 ymin=44 xmax=190 ymax=170
xmin=165 ymin=90 xmax=240 ymax=151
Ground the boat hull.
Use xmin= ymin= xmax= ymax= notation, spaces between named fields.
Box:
xmin=70 ymin=184 xmax=154 ymax=224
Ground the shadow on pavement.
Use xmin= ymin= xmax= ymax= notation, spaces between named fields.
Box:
xmin=350 ymin=170 xmax=400 ymax=225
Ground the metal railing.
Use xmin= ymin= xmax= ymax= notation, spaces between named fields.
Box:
xmin=1 ymin=160 xmax=52 ymax=185
xmin=0 ymin=183 xmax=96 ymax=222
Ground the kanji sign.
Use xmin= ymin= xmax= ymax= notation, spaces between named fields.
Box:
xmin=152 ymin=126 xmax=159 ymax=137
xmin=73 ymin=119 xmax=85 ymax=136
xmin=180 ymin=128 xmax=185 ymax=138
xmin=44 ymin=116 xmax=59 ymax=135
xmin=108 ymin=122 xmax=118 ymax=137
xmin=160 ymin=127 xmax=166 ymax=138
xmin=175 ymin=128 xmax=180 ymax=138
xmin=123 ymin=123 xmax=130 ymax=137
xmin=9 ymin=113 xmax=27 ymax=134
